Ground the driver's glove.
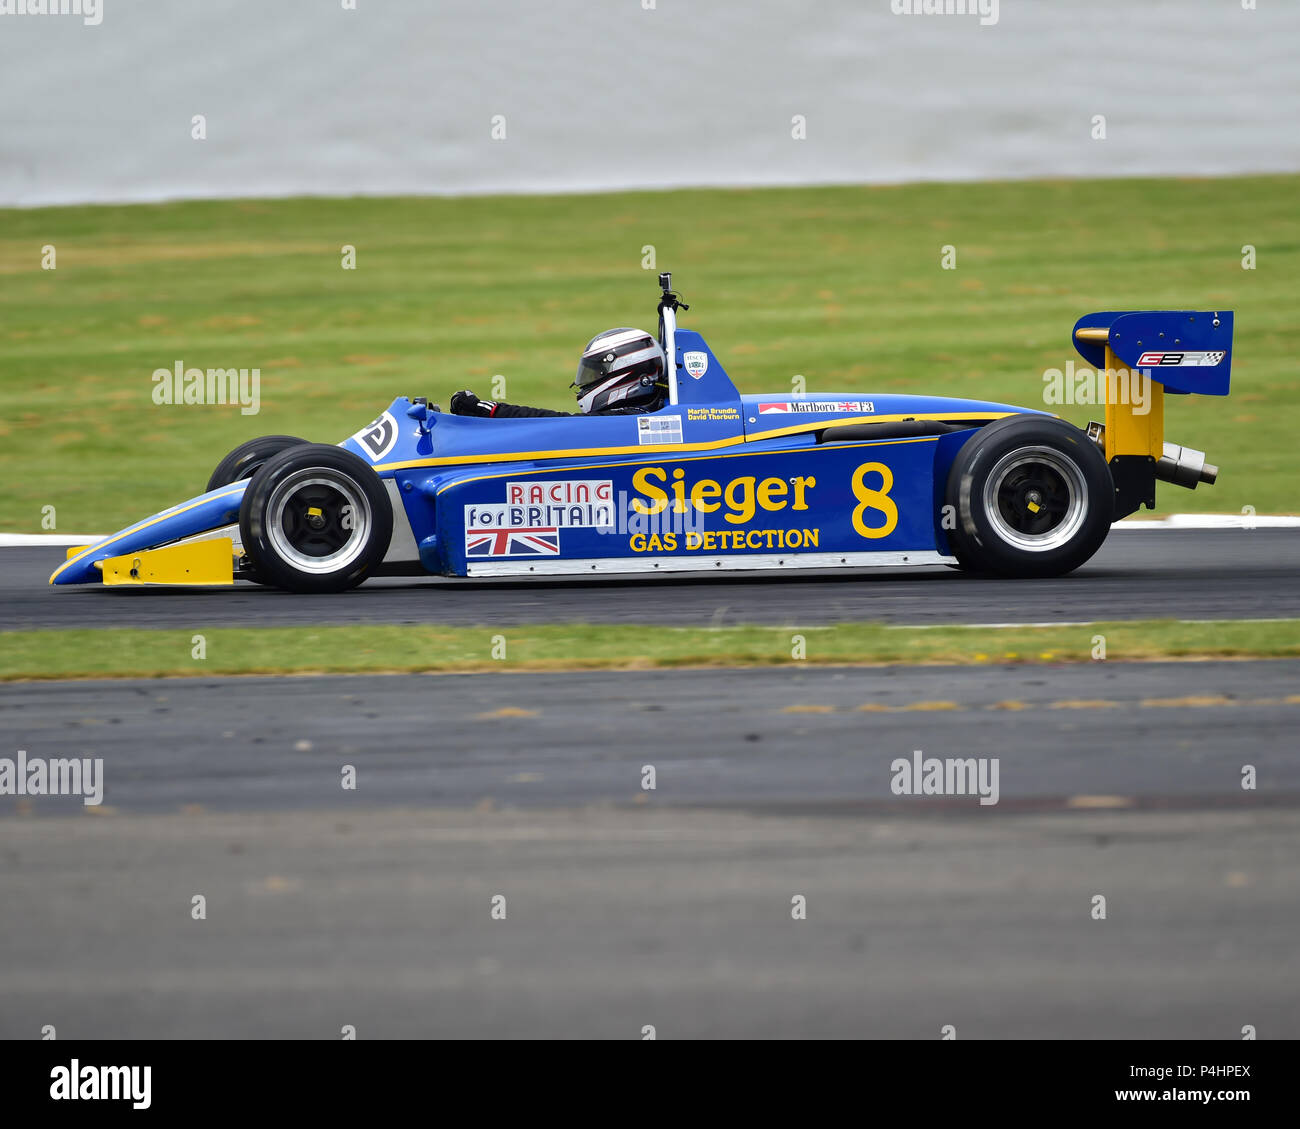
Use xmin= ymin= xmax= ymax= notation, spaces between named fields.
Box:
xmin=449 ymin=390 xmax=498 ymax=417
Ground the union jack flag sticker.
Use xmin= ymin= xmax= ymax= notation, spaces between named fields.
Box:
xmin=465 ymin=527 xmax=561 ymax=557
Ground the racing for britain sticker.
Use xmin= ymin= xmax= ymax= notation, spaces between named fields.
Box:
xmin=465 ymin=480 xmax=614 ymax=531
xmin=348 ymin=411 xmax=399 ymax=461
xmin=638 ymin=415 xmax=684 ymax=445
xmin=463 ymin=479 xmax=614 ymax=558
xmin=683 ymin=351 xmax=709 ymax=379
xmin=1135 ymin=351 xmax=1225 ymax=367
xmin=758 ymin=400 xmax=875 ymax=414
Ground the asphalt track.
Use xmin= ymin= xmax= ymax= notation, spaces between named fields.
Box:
xmin=4 ymin=527 xmax=1300 ymax=629
xmin=2 ymin=662 xmax=1298 ymax=1037
xmin=4 ymin=663 xmax=1300 ymax=814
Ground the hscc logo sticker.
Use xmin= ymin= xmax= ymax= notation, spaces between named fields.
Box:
xmin=350 ymin=411 xmax=398 ymax=461
xmin=1135 ymin=351 xmax=1225 ymax=368
xmin=683 ymin=351 xmax=709 ymax=379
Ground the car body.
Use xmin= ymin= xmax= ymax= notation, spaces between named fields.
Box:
xmin=49 ymin=277 xmax=1232 ymax=592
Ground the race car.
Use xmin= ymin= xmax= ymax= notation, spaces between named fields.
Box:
xmin=50 ymin=273 xmax=1231 ymax=593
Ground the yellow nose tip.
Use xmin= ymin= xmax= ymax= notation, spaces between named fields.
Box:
xmin=1027 ymin=501 xmax=1041 ymax=514
xmin=306 ymin=506 xmax=323 ymax=518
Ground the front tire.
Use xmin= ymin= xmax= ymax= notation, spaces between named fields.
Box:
xmin=945 ymin=415 xmax=1112 ymax=578
xmin=207 ymin=435 xmax=309 ymax=492
xmin=239 ymin=444 xmax=393 ymax=593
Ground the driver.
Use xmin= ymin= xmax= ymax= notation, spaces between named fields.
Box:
xmin=450 ymin=328 xmax=667 ymax=417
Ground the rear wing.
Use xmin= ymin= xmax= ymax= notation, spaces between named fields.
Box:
xmin=1071 ymin=310 xmax=1232 ymax=517
xmin=1073 ymin=310 xmax=1232 ymax=397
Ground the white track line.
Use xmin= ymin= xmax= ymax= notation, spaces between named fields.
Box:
xmin=0 ymin=533 xmax=108 ymax=547
xmin=895 ymin=618 xmax=1298 ymax=630
xmin=1115 ymin=515 xmax=1300 ymax=529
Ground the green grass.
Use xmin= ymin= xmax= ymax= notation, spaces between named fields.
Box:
xmin=1 ymin=176 xmax=1297 ymax=533
xmin=2 ymin=619 xmax=1298 ymax=681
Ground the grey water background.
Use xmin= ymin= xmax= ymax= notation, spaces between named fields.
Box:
xmin=1 ymin=0 xmax=1297 ymax=206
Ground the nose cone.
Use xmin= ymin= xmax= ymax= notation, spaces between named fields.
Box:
xmin=47 ymin=483 xmax=248 ymax=586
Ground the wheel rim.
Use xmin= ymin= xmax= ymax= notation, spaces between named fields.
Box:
xmin=982 ymin=445 xmax=1088 ymax=552
xmin=265 ymin=470 xmax=371 ymax=574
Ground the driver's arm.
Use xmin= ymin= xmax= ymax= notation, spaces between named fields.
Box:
xmin=450 ymin=390 xmax=575 ymax=418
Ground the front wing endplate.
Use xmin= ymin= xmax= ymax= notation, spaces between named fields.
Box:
xmin=100 ymin=537 xmax=235 ymax=586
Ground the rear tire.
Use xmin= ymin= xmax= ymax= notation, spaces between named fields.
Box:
xmin=207 ymin=435 xmax=308 ymax=492
xmin=239 ymin=444 xmax=392 ymax=593
xmin=945 ymin=415 xmax=1112 ymax=578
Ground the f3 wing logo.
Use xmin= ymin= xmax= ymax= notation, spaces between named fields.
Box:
xmin=683 ymin=351 xmax=709 ymax=379
xmin=349 ymin=411 xmax=398 ymax=461
xmin=1136 ymin=351 xmax=1225 ymax=368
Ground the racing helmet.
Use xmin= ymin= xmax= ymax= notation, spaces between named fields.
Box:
xmin=572 ymin=328 xmax=667 ymax=414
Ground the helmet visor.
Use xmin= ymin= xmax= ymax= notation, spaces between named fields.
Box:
xmin=577 ymin=343 xmax=665 ymax=392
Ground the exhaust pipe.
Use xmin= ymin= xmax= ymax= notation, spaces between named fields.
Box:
xmin=1085 ymin=423 xmax=1218 ymax=489
xmin=1157 ymin=442 xmax=1218 ymax=489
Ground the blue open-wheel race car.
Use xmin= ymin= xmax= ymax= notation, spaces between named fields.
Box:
xmin=50 ymin=273 xmax=1231 ymax=593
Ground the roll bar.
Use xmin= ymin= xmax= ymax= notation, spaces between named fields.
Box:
xmin=656 ymin=272 xmax=689 ymax=407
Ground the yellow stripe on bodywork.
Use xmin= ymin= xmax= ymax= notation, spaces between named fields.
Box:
xmin=100 ymin=538 xmax=235 ymax=587
xmin=381 ymin=411 xmax=1012 ymax=475
xmin=745 ymin=412 xmax=1008 ymax=444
